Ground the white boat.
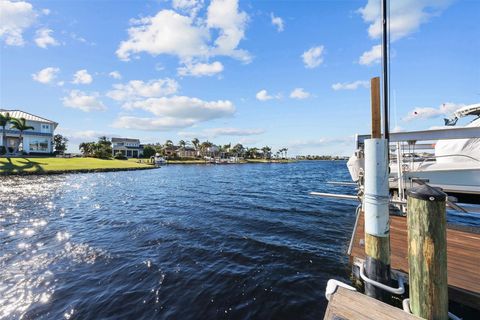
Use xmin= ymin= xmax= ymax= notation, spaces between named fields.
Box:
xmin=347 ymin=104 xmax=480 ymax=204
xmin=152 ymin=153 xmax=166 ymax=165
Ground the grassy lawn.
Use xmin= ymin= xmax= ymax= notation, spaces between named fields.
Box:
xmin=0 ymin=157 xmax=154 ymax=174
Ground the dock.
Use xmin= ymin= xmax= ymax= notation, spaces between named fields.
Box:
xmin=349 ymin=211 xmax=480 ymax=310
xmin=324 ymin=287 xmax=421 ymax=320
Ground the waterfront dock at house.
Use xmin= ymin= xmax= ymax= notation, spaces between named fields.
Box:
xmin=324 ymin=287 xmax=420 ymax=320
xmin=349 ymin=211 xmax=480 ymax=310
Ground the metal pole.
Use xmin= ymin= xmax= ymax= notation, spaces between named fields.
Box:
xmin=382 ymin=0 xmax=389 ymax=141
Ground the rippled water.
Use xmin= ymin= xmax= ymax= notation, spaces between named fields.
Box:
xmin=1 ymin=161 xmax=477 ymax=319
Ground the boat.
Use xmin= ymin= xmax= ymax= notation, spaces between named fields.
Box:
xmin=152 ymin=153 xmax=166 ymax=165
xmin=347 ymin=103 xmax=480 ymax=204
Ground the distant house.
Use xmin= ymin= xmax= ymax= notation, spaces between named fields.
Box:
xmin=162 ymin=145 xmax=177 ymax=157
xmin=176 ymin=146 xmax=197 ymax=158
xmin=0 ymin=109 xmax=57 ymax=154
xmin=112 ymin=138 xmax=143 ymax=158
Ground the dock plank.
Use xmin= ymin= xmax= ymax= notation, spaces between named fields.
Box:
xmin=350 ymin=212 xmax=480 ymax=309
xmin=324 ymin=287 xmax=421 ymax=320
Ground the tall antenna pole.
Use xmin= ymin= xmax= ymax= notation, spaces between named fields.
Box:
xmin=382 ymin=0 xmax=389 ymax=141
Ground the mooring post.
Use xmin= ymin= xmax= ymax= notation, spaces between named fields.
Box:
xmin=363 ymin=76 xmax=391 ymax=300
xmin=407 ymin=185 xmax=448 ymax=320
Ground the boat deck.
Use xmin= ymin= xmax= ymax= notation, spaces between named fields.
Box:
xmin=324 ymin=287 xmax=421 ymax=320
xmin=349 ymin=211 xmax=480 ymax=310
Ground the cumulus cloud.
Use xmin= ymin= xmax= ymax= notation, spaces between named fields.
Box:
xmin=107 ymin=78 xmax=179 ymax=101
xmin=32 ymin=67 xmax=59 ymax=84
xmin=358 ymin=0 xmax=453 ymax=42
xmin=34 ymin=28 xmax=58 ymax=48
xmin=72 ymin=69 xmax=93 ymax=84
xmin=112 ymin=96 xmax=235 ymax=131
xmin=179 ymin=127 xmax=264 ymax=139
xmin=0 ymin=0 xmax=37 ymax=46
xmin=302 ymin=45 xmax=324 ymax=68
xmin=289 ymin=88 xmax=310 ymax=99
xmin=116 ymin=0 xmax=250 ymax=64
xmin=357 ymin=1 xmax=453 ymax=66
xmin=270 ymin=13 xmax=284 ymax=32
xmin=359 ymin=44 xmax=381 ymax=65
xmin=62 ymin=90 xmax=106 ymax=112
xmin=256 ymin=89 xmax=281 ymax=101
xmin=172 ymin=0 xmax=204 ymax=17
xmin=177 ymin=61 xmax=224 ymax=77
xmin=332 ymin=80 xmax=370 ymax=91
xmin=109 ymin=71 xmax=122 ymax=80
xmin=403 ymin=102 xmax=462 ymax=122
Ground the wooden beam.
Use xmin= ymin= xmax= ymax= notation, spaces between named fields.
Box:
xmin=371 ymin=77 xmax=381 ymax=139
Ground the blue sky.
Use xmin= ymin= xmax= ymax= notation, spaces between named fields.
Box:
xmin=1 ymin=0 xmax=479 ymax=155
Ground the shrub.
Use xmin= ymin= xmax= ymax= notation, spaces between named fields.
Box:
xmin=0 ymin=146 xmax=5 ymax=155
xmin=114 ymin=152 xmax=128 ymax=160
xmin=142 ymin=145 xmax=156 ymax=158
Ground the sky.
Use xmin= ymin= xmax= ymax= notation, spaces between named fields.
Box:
xmin=0 ymin=0 xmax=479 ymax=155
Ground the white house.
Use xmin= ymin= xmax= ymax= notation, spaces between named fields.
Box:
xmin=0 ymin=110 xmax=58 ymax=154
xmin=112 ymin=137 xmax=143 ymax=158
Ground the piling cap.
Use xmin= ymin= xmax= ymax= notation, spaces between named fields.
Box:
xmin=407 ymin=184 xmax=447 ymax=201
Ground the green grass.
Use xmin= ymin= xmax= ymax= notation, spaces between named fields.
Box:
xmin=0 ymin=157 xmax=154 ymax=174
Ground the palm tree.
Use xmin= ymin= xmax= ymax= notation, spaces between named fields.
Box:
xmin=0 ymin=112 xmax=11 ymax=155
xmin=10 ymin=117 xmax=34 ymax=154
xmin=284 ymin=148 xmax=288 ymax=159
xmin=164 ymin=140 xmax=173 ymax=147
xmin=178 ymin=140 xmax=186 ymax=148
xmin=262 ymin=146 xmax=271 ymax=159
xmin=191 ymin=138 xmax=199 ymax=150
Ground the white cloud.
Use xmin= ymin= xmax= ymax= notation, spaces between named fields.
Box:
xmin=206 ymin=0 xmax=250 ymax=62
xmin=302 ymin=45 xmax=324 ymax=69
xmin=107 ymin=78 xmax=179 ymax=101
xmin=0 ymin=0 xmax=37 ymax=46
xmin=116 ymin=10 xmax=209 ymax=61
xmin=62 ymin=90 xmax=106 ymax=112
xmin=357 ymin=1 xmax=453 ymax=66
xmin=172 ymin=0 xmax=204 ymax=17
xmin=116 ymin=0 xmax=250 ymax=63
xmin=32 ymin=67 xmax=59 ymax=84
xmin=270 ymin=13 xmax=284 ymax=32
xmin=256 ymin=89 xmax=281 ymax=101
xmin=34 ymin=28 xmax=58 ymax=48
xmin=289 ymin=88 xmax=310 ymax=100
xmin=113 ymin=95 xmax=235 ymax=131
xmin=358 ymin=0 xmax=453 ymax=42
xmin=109 ymin=71 xmax=122 ymax=80
xmin=41 ymin=8 xmax=50 ymax=15
xmin=359 ymin=44 xmax=381 ymax=65
xmin=179 ymin=127 xmax=264 ymax=138
xmin=403 ymin=102 xmax=461 ymax=122
xmin=72 ymin=69 xmax=93 ymax=84
xmin=332 ymin=80 xmax=369 ymax=91
xmin=178 ymin=61 xmax=224 ymax=77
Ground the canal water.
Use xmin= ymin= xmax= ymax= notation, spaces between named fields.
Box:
xmin=1 ymin=161 xmax=477 ymax=319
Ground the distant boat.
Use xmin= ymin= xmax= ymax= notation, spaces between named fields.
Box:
xmin=347 ymin=103 xmax=480 ymax=204
xmin=152 ymin=153 xmax=166 ymax=166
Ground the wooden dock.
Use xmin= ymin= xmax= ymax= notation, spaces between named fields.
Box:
xmin=324 ymin=287 xmax=421 ymax=320
xmin=349 ymin=211 xmax=480 ymax=310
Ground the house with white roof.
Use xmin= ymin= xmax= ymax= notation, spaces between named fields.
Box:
xmin=0 ymin=110 xmax=58 ymax=154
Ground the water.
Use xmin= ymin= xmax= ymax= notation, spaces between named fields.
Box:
xmin=1 ymin=161 xmax=477 ymax=319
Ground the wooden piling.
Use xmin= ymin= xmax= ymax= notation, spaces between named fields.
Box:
xmin=364 ymin=76 xmax=391 ymax=300
xmin=407 ymin=185 xmax=448 ymax=320
xmin=371 ymin=77 xmax=381 ymax=139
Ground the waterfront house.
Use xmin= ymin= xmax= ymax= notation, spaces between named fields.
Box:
xmin=162 ymin=145 xmax=177 ymax=157
xmin=0 ymin=109 xmax=57 ymax=154
xmin=112 ymin=137 xmax=143 ymax=158
xmin=176 ymin=146 xmax=197 ymax=158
